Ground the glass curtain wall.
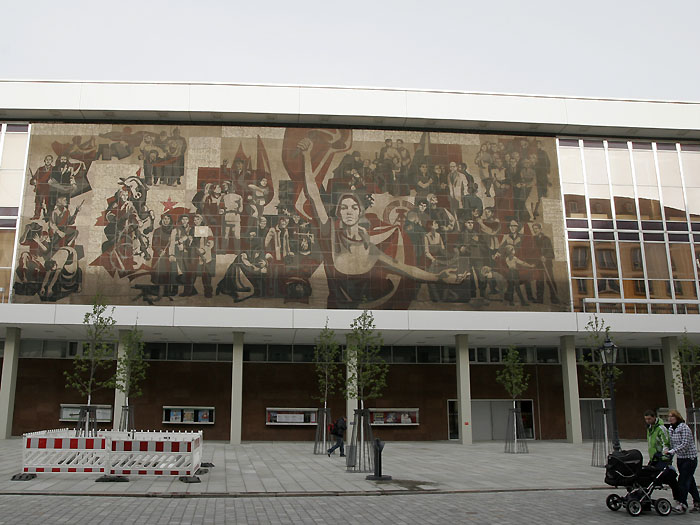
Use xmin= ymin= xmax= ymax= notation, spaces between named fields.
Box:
xmin=558 ymin=138 xmax=699 ymax=314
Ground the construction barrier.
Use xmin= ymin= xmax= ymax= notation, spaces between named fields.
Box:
xmin=21 ymin=429 xmax=203 ymax=478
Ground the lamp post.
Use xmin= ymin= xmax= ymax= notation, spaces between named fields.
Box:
xmin=598 ymin=336 xmax=621 ymax=452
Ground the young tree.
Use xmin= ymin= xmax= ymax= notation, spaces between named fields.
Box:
xmin=673 ymin=332 xmax=700 ymax=439
xmin=312 ymin=320 xmax=342 ymax=454
xmin=344 ymin=310 xmax=388 ymax=472
xmin=581 ymin=314 xmax=621 ymax=462
xmin=496 ymin=347 xmax=530 ymax=453
xmin=64 ymin=295 xmax=116 ymax=406
xmin=345 ymin=310 xmax=388 ymax=409
xmin=113 ymin=324 xmax=148 ymax=431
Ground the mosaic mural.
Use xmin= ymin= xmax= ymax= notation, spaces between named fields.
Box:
xmin=13 ymin=124 xmax=570 ymax=311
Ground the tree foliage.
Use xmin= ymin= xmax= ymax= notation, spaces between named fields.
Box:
xmin=64 ymin=295 xmax=115 ymax=405
xmin=313 ymin=319 xmax=342 ymax=404
xmin=580 ymin=314 xmax=621 ymax=398
xmin=113 ymin=324 xmax=148 ymax=404
xmin=496 ymin=347 xmax=530 ymax=400
xmin=673 ymin=332 xmax=700 ymax=407
xmin=344 ymin=310 xmax=388 ymax=406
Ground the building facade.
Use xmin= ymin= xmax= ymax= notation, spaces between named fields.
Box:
xmin=0 ymin=81 xmax=698 ymax=444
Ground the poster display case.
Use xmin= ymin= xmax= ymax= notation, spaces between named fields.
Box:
xmin=369 ymin=408 xmax=419 ymax=426
xmin=162 ymin=406 xmax=215 ymax=425
xmin=266 ymin=408 xmax=318 ymax=425
xmin=59 ymin=404 xmax=112 ymax=423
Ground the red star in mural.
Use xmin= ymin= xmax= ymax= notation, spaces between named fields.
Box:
xmin=162 ymin=197 xmax=178 ymax=212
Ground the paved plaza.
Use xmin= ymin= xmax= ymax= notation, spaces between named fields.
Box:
xmin=0 ymin=437 xmax=681 ymax=523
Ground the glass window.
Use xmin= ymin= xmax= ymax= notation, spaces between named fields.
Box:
xmin=378 ymin=346 xmax=391 ymax=363
xmin=0 ymin=133 xmax=29 ymax=169
xmin=558 ymin=142 xmax=584 ymax=184
xmin=0 ymin=169 xmax=24 ymax=208
xmin=572 ymin=278 xmax=593 ymax=312
xmin=614 ymin=194 xmax=637 ymax=220
xmin=167 ymin=343 xmax=191 ymax=360
xmin=19 ymin=339 xmax=43 ymax=357
xmin=626 ymin=348 xmax=650 ymax=364
xmin=0 ymin=230 xmax=15 ymax=267
xmin=417 ymin=346 xmax=441 ymax=363
xmin=594 ymin=242 xmax=618 ymax=275
xmin=243 ymin=344 xmax=266 ymax=361
xmin=293 ymin=345 xmax=315 ymax=363
xmin=648 ymin=280 xmax=672 ymax=299
xmin=681 ymin=147 xmax=700 ymax=219
xmin=192 ymin=343 xmax=217 ymax=361
xmin=393 ymin=346 xmax=416 ymax=363
xmin=537 ymin=348 xmax=559 ymax=363
xmin=563 ymin=186 xmax=587 ymax=218
xmin=618 ymin=243 xmax=644 ymax=279
xmin=43 ymin=340 xmax=67 ymax=358
xmin=674 ymin=280 xmax=697 ymax=299
xmin=644 ymin=243 xmax=670 ymax=279
xmin=638 ymin=190 xmax=662 ymax=220
xmin=583 ymin=141 xmax=608 ymax=185
xmin=669 ymin=244 xmax=694 ymax=279
xmin=597 ymin=278 xmax=621 ymax=297
xmin=656 ymin=146 xmax=682 ymax=187
xmin=569 ymin=242 xmax=593 ymax=277
xmin=608 ymin=142 xmax=633 ymax=185
xmin=442 ymin=346 xmax=456 ymax=363
xmin=268 ymin=345 xmax=292 ymax=362
xmin=476 ymin=347 xmax=488 ymax=363
xmin=623 ymin=279 xmax=646 ymax=298
xmin=662 ymin=186 xmax=686 ymax=222
xmin=650 ymin=348 xmax=662 ymax=363
xmin=217 ymin=344 xmax=233 ymax=361
xmin=144 ymin=342 xmax=166 ymax=360
xmin=632 ymin=144 xmax=657 ymax=186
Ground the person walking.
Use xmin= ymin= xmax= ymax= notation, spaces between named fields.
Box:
xmin=644 ymin=409 xmax=680 ymax=501
xmin=666 ymin=409 xmax=700 ymax=513
xmin=327 ymin=416 xmax=347 ymax=457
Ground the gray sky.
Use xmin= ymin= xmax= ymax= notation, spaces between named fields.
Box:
xmin=2 ymin=0 xmax=698 ymax=101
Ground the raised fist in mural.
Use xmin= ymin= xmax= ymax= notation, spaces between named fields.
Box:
xmin=296 ymin=138 xmax=313 ymax=154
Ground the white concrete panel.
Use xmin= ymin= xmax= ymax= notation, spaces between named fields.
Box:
xmin=575 ymin=312 xmax=700 ymax=337
xmin=564 ymin=99 xmax=700 ymax=133
xmin=189 ymin=84 xmax=300 ymax=118
xmin=299 ymin=87 xmax=407 ymax=120
xmin=110 ymin=306 xmax=175 ymax=328
xmin=53 ymin=304 xmax=94 ymax=325
xmin=0 ymin=304 xmax=57 ymax=325
xmin=407 ymin=310 xmax=579 ymax=333
xmin=293 ymin=308 xmax=410 ymax=332
xmin=172 ymin=306 xmax=294 ymax=329
xmin=405 ymin=91 xmax=569 ymax=125
xmin=79 ymin=82 xmax=191 ymax=112
xmin=0 ymin=81 xmax=82 ymax=110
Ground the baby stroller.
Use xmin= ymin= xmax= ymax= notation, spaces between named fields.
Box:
xmin=604 ymin=449 xmax=676 ymax=517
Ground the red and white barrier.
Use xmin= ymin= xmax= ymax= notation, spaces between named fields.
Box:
xmin=21 ymin=429 xmax=203 ymax=477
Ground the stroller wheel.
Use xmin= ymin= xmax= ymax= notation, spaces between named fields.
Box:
xmin=606 ymin=494 xmax=623 ymax=511
xmin=627 ymin=499 xmax=643 ymax=516
xmin=654 ymin=498 xmax=672 ymax=516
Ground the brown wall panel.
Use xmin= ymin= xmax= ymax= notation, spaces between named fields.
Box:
xmin=12 ymin=358 xmax=115 ymax=435
xmin=131 ymin=361 xmax=232 ymax=441
xmin=242 ymin=363 xmax=345 ymax=441
xmin=577 ymin=364 xmax=667 ymax=439
xmin=365 ymin=364 xmax=457 ymax=441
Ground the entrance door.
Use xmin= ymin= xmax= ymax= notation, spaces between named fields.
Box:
xmin=472 ymin=400 xmax=535 ymax=441
xmin=447 ymin=400 xmax=459 ymax=440
xmin=580 ymin=398 xmax=613 ymax=440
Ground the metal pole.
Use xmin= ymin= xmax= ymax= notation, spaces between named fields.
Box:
xmin=608 ymin=364 xmax=621 ymax=452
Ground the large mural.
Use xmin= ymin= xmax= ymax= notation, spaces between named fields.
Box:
xmin=13 ymin=124 xmax=569 ymax=311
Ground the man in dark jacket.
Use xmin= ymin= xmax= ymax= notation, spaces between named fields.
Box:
xmin=328 ymin=416 xmax=347 ymax=457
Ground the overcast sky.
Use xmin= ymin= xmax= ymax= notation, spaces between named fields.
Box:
xmin=2 ymin=0 xmax=698 ymax=102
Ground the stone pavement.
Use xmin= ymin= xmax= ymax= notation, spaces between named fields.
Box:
xmin=0 ymin=438 xmax=639 ymax=496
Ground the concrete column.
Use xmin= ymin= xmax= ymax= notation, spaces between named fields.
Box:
xmin=230 ymin=332 xmax=244 ymax=445
xmin=662 ymin=336 xmax=687 ymax=419
xmin=0 ymin=327 xmax=21 ymax=439
xmin=560 ymin=335 xmax=583 ymax=444
xmin=455 ymin=334 xmax=472 ymax=445
xmin=345 ymin=336 xmax=358 ymax=425
xmin=112 ymin=330 xmax=128 ymax=430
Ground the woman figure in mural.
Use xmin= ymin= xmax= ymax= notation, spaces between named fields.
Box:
xmin=297 ymin=138 xmax=463 ymax=309
xmin=15 ymin=222 xmax=50 ymax=296
xmin=39 ymin=246 xmax=82 ymax=302
xmin=216 ymin=231 xmax=268 ymax=302
xmin=246 ymin=175 xmax=270 ymax=219
xmin=150 ymin=213 xmax=178 ymax=300
xmin=191 ymin=213 xmax=215 ymax=298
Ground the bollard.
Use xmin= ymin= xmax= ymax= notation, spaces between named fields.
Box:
xmin=365 ymin=438 xmax=392 ymax=481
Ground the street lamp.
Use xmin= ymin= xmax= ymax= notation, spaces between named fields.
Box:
xmin=598 ymin=336 xmax=621 ymax=452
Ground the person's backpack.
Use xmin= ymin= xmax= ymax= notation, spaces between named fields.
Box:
xmin=330 ymin=421 xmax=338 ymax=436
